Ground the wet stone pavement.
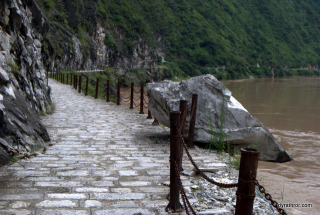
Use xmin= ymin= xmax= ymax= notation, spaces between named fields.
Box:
xmin=0 ymin=79 xmax=272 ymax=215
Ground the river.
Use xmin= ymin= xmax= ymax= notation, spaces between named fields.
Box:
xmin=225 ymin=76 xmax=320 ymax=214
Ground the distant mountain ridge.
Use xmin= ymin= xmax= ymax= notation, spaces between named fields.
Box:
xmin=38 ymin=0 xmax=320 ymax=78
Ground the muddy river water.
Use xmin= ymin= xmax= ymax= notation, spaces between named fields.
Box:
xmin=225 ymin=76 xmax=320 ymax=214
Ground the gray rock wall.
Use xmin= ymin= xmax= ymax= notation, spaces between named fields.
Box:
xmin=0 ymin=0 xmax=51 ymax=166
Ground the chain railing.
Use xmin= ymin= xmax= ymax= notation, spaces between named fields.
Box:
xmin=48 ymin=70 xmax=151 ymax=116
xmin=167 ymin=98 xmax=288 ymax=215
xmin=250 ymin=174 xmax=288 ymax=215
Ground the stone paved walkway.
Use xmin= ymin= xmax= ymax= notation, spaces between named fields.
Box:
xmin=0 ymin=79 xmax=225 ymax=215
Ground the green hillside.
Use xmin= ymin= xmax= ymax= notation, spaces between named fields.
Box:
xmin=40 ymin=0 xmax=320 ymax=79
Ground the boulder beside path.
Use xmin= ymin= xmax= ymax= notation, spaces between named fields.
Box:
xmin=147 ymin=74 xmax=292 ymax=162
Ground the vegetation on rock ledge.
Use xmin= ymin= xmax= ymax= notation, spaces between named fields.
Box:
xmin=39 ymin=0 xmax=320 ymax=79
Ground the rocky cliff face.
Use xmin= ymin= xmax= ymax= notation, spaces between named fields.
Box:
xmin=0 ymin=0 xmax=165 ymax=166
xmin=39 ymin=0 xmax=159 ymax=72
xmin=0 ymin=0 xmax=51 ymax=166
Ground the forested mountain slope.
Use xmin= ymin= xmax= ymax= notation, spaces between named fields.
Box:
xmin=40 ymin=0 xmax=320 ymax=79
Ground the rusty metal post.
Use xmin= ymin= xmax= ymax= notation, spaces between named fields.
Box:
xmin=147 ymin=110 xmax=152 ymax=119
xmin=130 ymin=83 xmax=134 ymax=109
xmin=85 ymin=77 xmax=88 ymax=96
xmin=235 ymin=148 xmax=260 ymax=215
xmin=117 ymin=80 xmax=120 ymax=105
xmin=168 ymin=111 xmax=182 ymax=212
xmin=75 ymin=75 xmax=78 ymax=89
xmin=78 ymin=75 xmax=82 ymax=93
xmin=187 ymin=94 xmax=198 ymax=148
xmin=75 ymin=75 xmax=78 ymax=90
xmin=106 ymin=80 xmax=110 ymax=102
xmin=139 ymin=83 xmax=144 ymax=114
xmin=95 ymin=78 xmax=99 ymax=99
xmin=153 ymin=118 xmax=159 ymax=125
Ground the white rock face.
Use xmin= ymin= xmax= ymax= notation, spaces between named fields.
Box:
xmin=147 ymin=74 xmax=292 ymax=162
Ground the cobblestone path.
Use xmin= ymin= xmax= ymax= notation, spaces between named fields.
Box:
xmin=0 ymin=79 xmax=223 ymax=215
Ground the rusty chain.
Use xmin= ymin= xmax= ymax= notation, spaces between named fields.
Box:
xmin=120 ymin=98 xmax=131 ymax=103
xmin=176 ymin=123 xmax=238 ymax=188
xmin=120 ymin=94 xmax=131 ymax=100
xmin=133 ymin=96 xmax=141 ymax=101
xmin=173 ymin=160 xmax=196 ymax=215
xmin=249 ymin=173 xmax=287 ymax=215
xmin=133 ymin=101 xmax=140 ymax=107
xmin=133 ymin=89 xmax=141 ymax=94
xmin=143 ymin=99 xmax=149 ymax=105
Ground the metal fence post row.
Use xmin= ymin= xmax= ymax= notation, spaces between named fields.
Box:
xmin=130 ymin=83 xmax=134 ymax=109
xmin=78 ymin=75 xmax=82 ymax=93
xmin=168 ymin=111 xmax=182 ymax=212
xmin=153 ymin=118 xmax=159 ymax=125
xmin=67 ymin=74 xmax=69 ymax=85
xmin=117 ymin=80 xmax=120 ymax=105
xmin=106 ymin=80 xmax=110 ymax=102
xmin=235 ymin=148 xmax=260 ymax=215
xmin=139 ymin=83 xmax=144 ymax=114
xmin=188 ymin=94 xmax=198 ymax=148
xmin=75 ymin=75 xmax=78 ymax=90
xmin=95 ymin=78 xmax=99 ymax=99
xmin=72 ymin=74 xmax=74 ymax=87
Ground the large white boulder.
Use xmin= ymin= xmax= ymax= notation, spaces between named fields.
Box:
xmin=147 ymin=74 xmax=292 ymax=162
